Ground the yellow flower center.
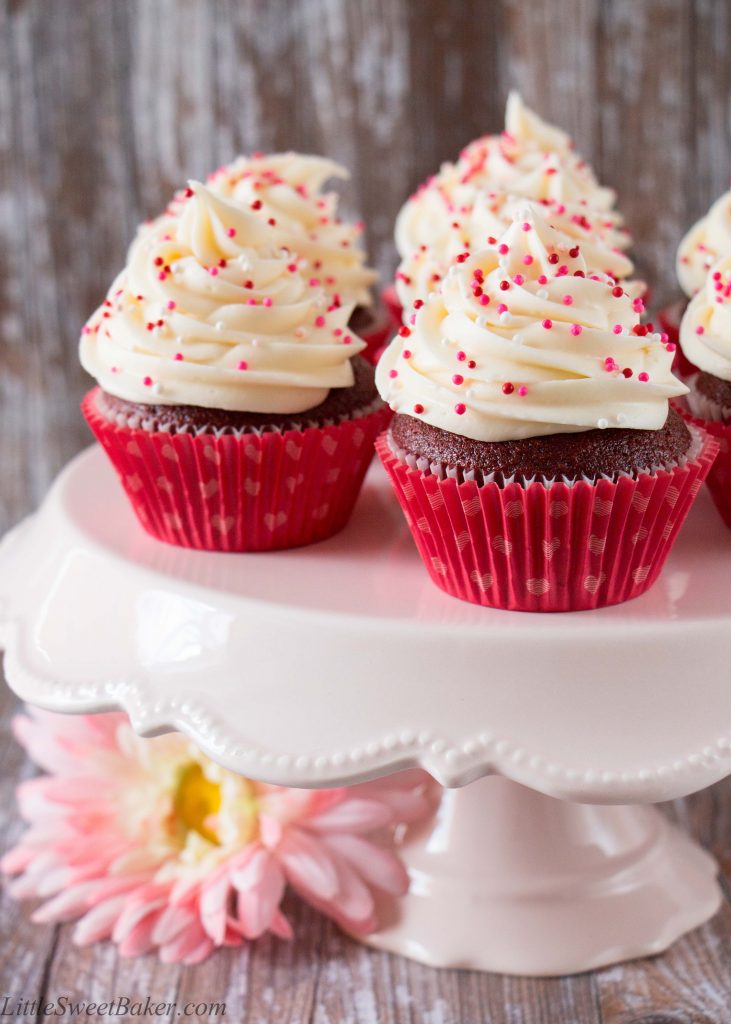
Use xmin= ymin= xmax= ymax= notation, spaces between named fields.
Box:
xmin=173 ymin=763 xmax=222 ymax=845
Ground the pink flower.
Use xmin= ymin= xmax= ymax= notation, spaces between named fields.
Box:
xmin=2 ymin=709 xmax=433 ymax=964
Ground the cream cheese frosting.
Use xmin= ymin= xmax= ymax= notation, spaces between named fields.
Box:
xmin=676 ymin=188 xmax=731 ymax=298
xmin=204 ymin=153 xmax=378 ymax=307
xmin=378 ymin=209 xmax=685 ymax=442
xmin=80 ymin=182 xmax=366 ymax=414
xmin=679 ymin=253 xmax=731 ymax=381
xmin=394 ymin=93 xmax=633 ymax=310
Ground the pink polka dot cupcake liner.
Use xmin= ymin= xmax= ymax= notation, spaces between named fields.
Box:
xmin=82 ymin=387 xmax=391 ymax=552
xmin=376 ymin=428 xmax=718 ymax=612
xmin=675 ymin=386 xmax=731 ymax=529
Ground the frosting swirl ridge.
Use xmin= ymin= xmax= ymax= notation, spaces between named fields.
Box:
xmin=207 ymin=153 xmax=377 ymax=306
xmin=394 ymin=93 xmax=631 ymax=310
xmin=80 ymin=182 xmax=366 ymax=414
xmin=679 ymin=253 xmax=731 ymax=382
xmin=378 ymin=210 xmax=685 ymax=442
xmin=676 ymin=188 xmax=731 ymax=297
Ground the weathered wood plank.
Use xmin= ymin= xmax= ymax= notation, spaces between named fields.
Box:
xmin=0 ymin=0 xmax=730 ymax=1019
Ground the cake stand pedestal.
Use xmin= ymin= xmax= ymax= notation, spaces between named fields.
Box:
xmin=0 ymin=446 xmax=729 ymax=975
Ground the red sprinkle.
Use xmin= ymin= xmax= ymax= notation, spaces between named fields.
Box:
xmin=398 ymin=326 xmax=411 ymax=337
xmin=413 ymin=403 xmax=424 ymax=414
xmin=502 ymin=382 xmax=515 ymax=395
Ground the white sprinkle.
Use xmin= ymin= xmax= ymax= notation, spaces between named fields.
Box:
xmin=152 ymin=383 xmax=163 ymax=396
xmin=315 ymin=294 xmax=327 ymax=308
xmin=175 ymin=336 xmax=184 ymax=346
xmin=617 ymin=413 xmax=627 ymax=425
xmin=499 ymin=311 xmax=512 ymax=325
xmin=537 ymin=288 xmax=548 ymax=300
xmin=153 ymin=325 xmax=164 ymax=337
xmin=237 ymin=254 xmax=251 ymax=271
xmin=215 ymin=321 xmax=224 ymax=331
xmin=514 ymin=333 xmax=524 ymax=344
xmin=251 ymin=338 xmax=260 ymax=347
xmin=598 ymin=418 xmax=609 ymax=429
xmin=476 ymin=315 xmax=487 ymax=328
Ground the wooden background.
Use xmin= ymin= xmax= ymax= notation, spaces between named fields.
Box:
xmin=1 ymin=0 xmax=730 ymax=1020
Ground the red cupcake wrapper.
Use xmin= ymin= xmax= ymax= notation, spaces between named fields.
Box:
xmin=376 ymin=429 xmax=718 ymax=612
xmin=674 ymin=395 xmax=731 ymax=529
xmin=83 ymin=388 xmax=391 ymax=552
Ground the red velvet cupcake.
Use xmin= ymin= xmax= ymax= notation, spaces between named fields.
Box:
xmin=80 ymin=181 xmax=389 ymax=551
xmin=677 ymin=253 xmax=731 ymax=527
xmin=375 ymin=209 xmax=716 ymax=613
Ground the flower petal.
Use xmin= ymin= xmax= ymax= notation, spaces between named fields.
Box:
xmin=276 ymin=828 xmax=339 ymax=900
xmin=306 ymin=798 xmax=394 ymax=833
xmin=322 ymin=834 xmax=409 ymax=895
xmin=235 ymin=856 xmax=285 ymax=940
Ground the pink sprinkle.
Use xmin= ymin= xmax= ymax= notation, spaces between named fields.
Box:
xmin=522 ymin=222 xmax=532 ymax=231
xmin=638 ymin=372 xmax=649 ymax=382
xmin=562 ymin=295 xmax=574 ymax=306
xmin=454 ymin=402 xmax=467 ymax=415
xmin=570 ymin=324 xmax=582 ymax=336
xmin=343 ymin=335 xmax=352 ymax=345
xmin=452 ymin=374 xmax=464 ymax=385
xmin=143 ymin=376 xmax=153 ymax=387
xmin=666 ymin=342 xmax=676 ymax=352
xmin=167 ymin=300 xmax=176 ymax=310
xmin=226 ymin=227 xmax=236 ymax=238
xmin=497 ymin=303 xmax=508 ymax=315
xmin=632 ymin=298 xmax=645 ymax=313
xmin=208 ymin=267 xmax=219 ymax=276
xmin=480 ymin=294 xmax=490 ymax=305
xmin=696 ymin=325 xmax=705 ymax=335
xmin=522 ymin=255 xmax=534 ymax=266
xmin=517 ymin=385 xmax=528 ymax=397
xmin=456 ymin=350 xmax=467 ymax=361
xmin=389 ymin=369 xmax=398 ymax=379
xmin=158 ymin=271 xmax=167 ymax=281
xmin=315 ymin=315 xmax=326 ymax=327
xmin=498 ymin=243 xmax=509 ymax=255
xmin=402 ymin=349 xmax=412 ymax=359
xmin=237 ymin=359 xmax=249 ymax=371
xmin=174 ymin=352 xmax=183 ymax=361
xmin=612 ymin=324 xmax=623 ymax=335
xmin=263 ymin=297 xmax=273 ymax=307
xmin=309 ymin=277 xmax=321 ymax=287
xmin=542 ymin=319 xmax=553 ymax=329
xmin=537 ymin=274 xmax=548 ymax=285
xmin=513 ymin=274 xmax=525 ymax=285
xmin=287 ymin=263 xmax=298 ymax=273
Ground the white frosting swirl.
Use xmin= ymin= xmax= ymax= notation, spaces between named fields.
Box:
xmin=679 ymin=253 xmax=731 ymax=381
xmin=378 ymin=209 xmax=685 ymax=442
xmin=676 ymin=188 xmax=731 ymax=297
xmin=395 ymin=93 xmax=632 ymax=310
xmin=80 ymin=182 xmax=366 ymax=413
xmin=205 ymin=153 xmax=377 ymax=307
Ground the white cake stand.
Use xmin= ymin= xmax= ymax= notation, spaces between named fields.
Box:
xmin=0 ymin=446 xmax=729 ymax=975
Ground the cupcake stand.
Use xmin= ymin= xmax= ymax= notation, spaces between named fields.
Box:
xmin=0 ymin=445 xmax=730 ymax=976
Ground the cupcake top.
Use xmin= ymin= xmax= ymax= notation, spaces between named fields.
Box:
xmin=394 ymin=93 xmax=631 ymax=309
xmin=679 ymin=253 xmax=731 ymax=381
xmin=203 ymin=152 xmax=378 ymax=307
xmin=676 ymin=187 xmax=731 ymax=298
xmin=80 ymin=182 xmax=366 ymax=415
xmin=377 ymin=209 xmax=685 ymax=443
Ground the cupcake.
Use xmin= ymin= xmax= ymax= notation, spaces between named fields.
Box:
xmin=678 ymin=253 xmax=731 ymax=526
xmin=80 ymin=181 xmax=390 ymax=551
xmin=661 ymin=186 xmax=731 ymax=372
xmin=204 ymin=152 xmax=389 ymax=362
xmin=394 ymin=93 xmax=637 ymax=317
xmin=376 ymin=209 xmax=717 ymax=612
